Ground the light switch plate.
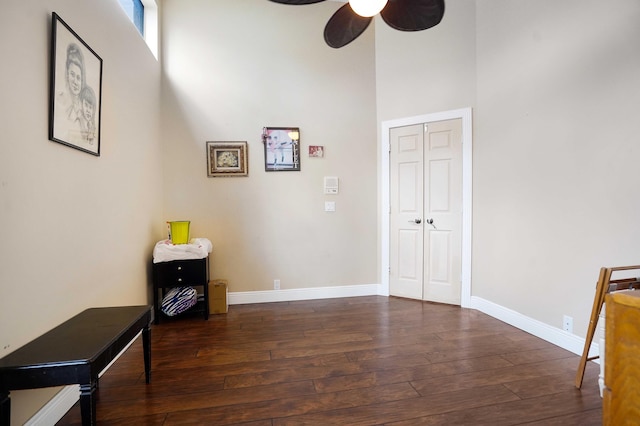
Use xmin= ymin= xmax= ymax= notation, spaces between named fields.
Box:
xmin=324 ymin=201 xmax=336 ymax=212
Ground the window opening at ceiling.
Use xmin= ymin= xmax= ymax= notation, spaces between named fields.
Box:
xmin=118 ymin=0 xmax=144 ymax=35
xmin=117 ymin=0 xmax=158 ymax=59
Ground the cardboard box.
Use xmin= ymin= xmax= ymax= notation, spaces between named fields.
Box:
xmin=208 ymin=280 xmax=228 ymax=314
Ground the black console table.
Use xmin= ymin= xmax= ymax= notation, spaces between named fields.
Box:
xmin=0 ymin=305 xmax=151 ymax=426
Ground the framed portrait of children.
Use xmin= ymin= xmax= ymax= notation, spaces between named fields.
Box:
xmin=262 ymin=127 xmax=301 ymax=171
xmin=49 ymin=12 xmax=103 ymax=156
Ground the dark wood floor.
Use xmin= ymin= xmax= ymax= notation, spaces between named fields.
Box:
xmin=57 ymin=296 xmax=602 ymax=425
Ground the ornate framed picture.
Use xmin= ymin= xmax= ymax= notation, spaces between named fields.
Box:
xmin=49 ymin=12 xmax=103 ymax=156
xmin=206 ymin=141 xmax=248 ymax=177
xmin=262 ymin=127 xmax=301 ymax=171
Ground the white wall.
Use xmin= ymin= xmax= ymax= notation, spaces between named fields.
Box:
xmin=375 ymin=0 xmax=477 ymax=119
xmin=160 ymin=0 xmax=379 ymax=293
xmin=473 ymin=0 xmax=640 ymax=335
xmin=376 ymin=0 xmax=640 ymax=338
xmin=0 ymin=0 xmax=163 ymax=423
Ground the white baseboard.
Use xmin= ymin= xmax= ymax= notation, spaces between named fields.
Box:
xmin=25 ymin=385 xmax=79 ymax=426
xmin=34 ymin=290 xmax=598 ymax=425
xmin=228 ymin=283 xmax=385 ymax=305
xmin=469 ymin=296 xmax=599 ymax=359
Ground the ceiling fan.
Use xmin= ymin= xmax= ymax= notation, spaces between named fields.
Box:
xmin=267 ymin=0 xmax=445 ymax=48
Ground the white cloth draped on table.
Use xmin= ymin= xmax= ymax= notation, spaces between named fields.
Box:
xmin=152 ymin=238 xmax=213 ymax=263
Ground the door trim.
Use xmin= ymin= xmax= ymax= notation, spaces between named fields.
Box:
xmin=380 ymin=108 xmax=473 ymax=307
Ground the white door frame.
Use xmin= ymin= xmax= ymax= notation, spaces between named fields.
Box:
xmin=380 ymin=107 xmax=473 ymax=307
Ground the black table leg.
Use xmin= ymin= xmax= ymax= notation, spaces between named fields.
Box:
xmin=142 ymin=325 xmax=151 ymax=383
xmin=0 ymin=391 xmax=10 ymax=426
xmin=153 ymin=288 xmax=161 ymax=325
xmin=79 ymin=381 xmax=97 ymax=426
xmin=204 ymin=282 xmax=210 ymax=321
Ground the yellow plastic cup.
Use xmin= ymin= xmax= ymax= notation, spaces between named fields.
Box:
xmin=169 ymin=221 xmax=190 ymax=244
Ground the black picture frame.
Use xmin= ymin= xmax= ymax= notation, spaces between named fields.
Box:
xmin=49 ymin=12 xmax=103 ymax=156
xmin=262 ymin=127 xmax=301 ymax=171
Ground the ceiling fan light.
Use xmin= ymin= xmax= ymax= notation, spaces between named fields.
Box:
xmin=349 ymin=0 xmax=388 ymax=17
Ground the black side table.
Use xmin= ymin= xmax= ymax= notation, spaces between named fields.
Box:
xmin=152 ymin=256 xmax=210 ymax=323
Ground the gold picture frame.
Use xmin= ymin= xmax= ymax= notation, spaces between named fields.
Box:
xmin=206 ymin=141 xmax=248 ymax=177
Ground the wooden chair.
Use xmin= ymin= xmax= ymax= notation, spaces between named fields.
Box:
xmin=575 ymin=265 xmax=640 ymax=388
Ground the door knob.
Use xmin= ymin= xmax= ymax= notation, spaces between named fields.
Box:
xmin=426 ymin=218 xmax=437 ymax=229
xmin=408 ymin=219 xmax=422 ymax=224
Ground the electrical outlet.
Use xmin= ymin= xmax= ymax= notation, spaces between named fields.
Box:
xmin=274 ymin=279 xmax=280 ymax=290
xmin=563 ymin=315 xmax=573 ymax=333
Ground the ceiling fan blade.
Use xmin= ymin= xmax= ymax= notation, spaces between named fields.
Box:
xmin=324 ymin=3 xmax=372 ymax=48
xmin=381 ymin=0 xmax=445 ymax=32
xmin=268 ymin=0 xmax=326 ymax=4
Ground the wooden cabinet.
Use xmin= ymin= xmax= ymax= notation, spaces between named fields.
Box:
xmin=152 ymin=257 xmax=209 ymax=324
xmin=603 ymin=290 xmax=640 ymax=424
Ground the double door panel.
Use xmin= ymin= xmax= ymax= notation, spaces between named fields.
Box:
xmin=389 ymin=119 xmax=462 ymax=304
